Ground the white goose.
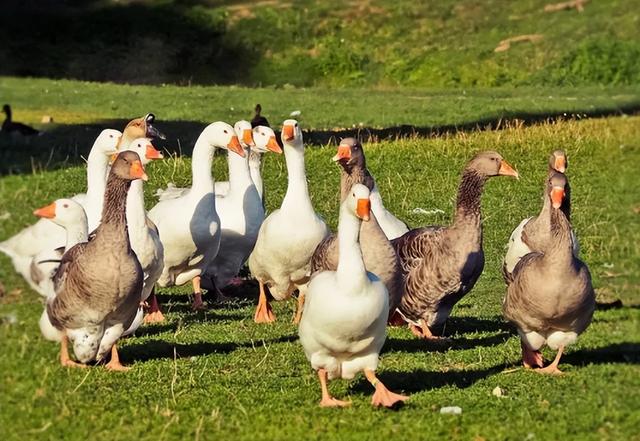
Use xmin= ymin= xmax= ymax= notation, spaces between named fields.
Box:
xmin=248 ymin=119 xmax=329 ymax=323
xmin=202 ymin=122 xmax=282 ymax=296
xmin=31 ymin=199 xmax=88 ymax=342
xmin=117 ymin=138 xmax=165 ymax=330
xmin=148 ymin=122 xmax=244 ymax=310
xmin=0 ymin=129 xmax=121 ymax=286
xmin=370 ymin=184 xmax=409 ymax=240
xmin=299 ymin=184 xmax=408 ymax=408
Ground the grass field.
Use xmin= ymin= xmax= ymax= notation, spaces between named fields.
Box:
xmin=1 ymin=84 xmax=639 ymax=440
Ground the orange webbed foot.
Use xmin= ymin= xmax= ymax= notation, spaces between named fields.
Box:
xmin=371 ymin=382 xmax=409 ymax=408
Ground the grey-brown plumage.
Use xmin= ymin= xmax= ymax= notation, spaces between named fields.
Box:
xmin=47 ymin=151 xmax=145 ymax=365
xmin=502 ymin=150 xmax=574 ymax=284
xmin=310 ymin=138 xmax=403 ymax=315
xmin=392 ymin=151 xmax=519 ymax=337
xmin=503 ymin=172 xmax=594 ymax=373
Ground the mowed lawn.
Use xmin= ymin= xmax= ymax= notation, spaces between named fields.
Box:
xmin=1 ymin=102 xmax=639 ymax=439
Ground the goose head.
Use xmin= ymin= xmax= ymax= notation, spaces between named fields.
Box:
xmin=2 ymin=104 xmax=9 ymax=115
xmin=549 ymin=149 xmax=567 ymax=174
xmin=469 ymin=151 xmax=519 ymax=179
xmin=119 ymin=114 xmax=165 ymax=148
xmin=33 ymin=198 xmax=87 ymax=227
xmin=281 ymin=119 xmax=303 ymax=147
xmin=548 ymin=172 xmax=568 ymax=209
xmin=234 ymin=120 xmax=255 ymax=152
xmin=117 ymin=137 xmax=164 ymax=166
xmin=332 ymin=137 xmax=364 ymax=171
xmin=345 ymin=183 xmax=371 ymax=222
xmin=252 ymin=126 xmax=282 ymax=154
xmin=112 ymin=150 xmax=148 ymax=182
xmin=94 ymin=129 xmax=123 ymax=157
xmin=199 ymin=121 xmax=245 ymax=157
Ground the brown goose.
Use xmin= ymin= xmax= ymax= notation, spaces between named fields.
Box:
xmin=392 ymin=151 xmax=519 ymax=339
xmin=47 ymin=151 xmax=147 ymax=371
xmin=310 ymin=138 xmax=403 ymax=323
xmin=503 ymin=150 xmax=578 ymax=282
xmin=503 ymin=172 xmax=594 ymax=374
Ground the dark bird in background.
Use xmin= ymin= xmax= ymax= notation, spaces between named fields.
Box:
xmin=2 ymin=104 xmax=40 ymax=136
xmin=251 ymin=104 xmax=270 ymax=128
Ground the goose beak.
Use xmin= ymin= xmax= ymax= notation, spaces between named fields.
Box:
xmin=551 ymin=186 xmax=565 ymax=209
xmin=33 ymin=202 xmax=57 ymax=219
xmin=554 ymin=156 xmax=566 ymax=173
xmin=332 ymin=144 xmax=351 ymax=162
xmin=145 ymin=144 xmax=164 ymax=160
xmin=110 ymin=153 xmax=118 ymax=164
xmin=130 ymin=160 xmax=148 ymax=181
xmin=499 ymin=160 xmax=519 ymax=179
xmin=282 ymin=125 xmax=294 ymax=142
xmin=243 ymin=129 xmax=255 ymax=147
xmin=266 ymin=136 xmax=283 ymax=153
xmin=356 ymin=198 xmax=371 ymax=221
xmin=228 ymin=135 xmax=245 ymax=157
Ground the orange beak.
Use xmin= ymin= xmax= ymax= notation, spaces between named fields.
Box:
xmin=551 ymin=186 xmax=565 ymax=209
xmin=554 ymin=155 xmax=566 ymax=173
xmin=33 ymin=202 xmax=56 ymax=219
xmin=266 ymin=136 xmax=283 ymax=153
xmin=332 ymin=144 xmax=352 ymax=162
xmin=227 ymin=135 xmax=245 ymax=157
xmin=282 ymin=125 xmax=294 ymax=142
xmin=145 ymin=144 xmax=164 ymax=160
xmin=499 ymin=160 xmax=519 ymax=179
xmin=243 ymin=129 xmax=255 ymax=147
xmin=130 ymin=160 xmax=148 ymax=181
xmin=110 ymin=153 xmax=118 ymax=164
xmin=356 ymin=198 xmax=371 ymax=221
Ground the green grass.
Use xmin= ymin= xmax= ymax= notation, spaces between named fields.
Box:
xmin=2 ymin=76 xmax=640 ymax=174
xmin=2 ymin=1 xmax=640 ymax=87
xmin=1 ymin=110 xmax=639 ymax=440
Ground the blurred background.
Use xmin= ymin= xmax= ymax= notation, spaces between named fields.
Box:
xmin=2 ymin=0 xmax=639 ymax=88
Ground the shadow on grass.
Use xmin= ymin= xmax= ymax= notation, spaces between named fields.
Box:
xmin=440 ymin=316 xmax=513 ymax=335
xmin=384 ymin=331 xmax=511 ymax=354
xmin=349 ymin=364 xmax=505 ymax=395
xmin=3 ymin=101 xmax=640 ymax=175
xmin=563 ymin=342 xmax=640 ymax=365
xmin=122 ymin=333 xmax=298 ymax=363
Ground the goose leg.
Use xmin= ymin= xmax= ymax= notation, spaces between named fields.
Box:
xmin=254 ymin=281 xmax=275 ymax=323
xmin=521 ymin=341 xmax=544 ymax=369
xmin=536 ymin=346 xmax=564 ymax=375
xmin=364 ymin=369 xmax=408 ymax=408
xmin=191 ymin=276 xmax=206 ymax=310
xmin=292 ymin=291 xmax=305 ymax=325
xmin=105 ymin=344 xmax=130 ymax=372
xmin=387 ymin=309 xmax=406 ymax=326
xmin=144 ymin=288 xmax=165 ymax=323
xmin=409 ymin=320 xmax=442 ymax=341
xmin=318 ymin=368 xmax=350 ymax=407
xmin=60 ymin=334 xmax=87 ymax=368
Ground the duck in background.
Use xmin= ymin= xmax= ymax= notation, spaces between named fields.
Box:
xmin=310 ymin=138 xmax=403 ymax=325
xmin=249 ymin=119 xmax=329 ymax=323
xmin=392 ymin=151 xmax=519 ymax=339
xmin=46 ymin=151 xmax=147 ymax=370
xmin=251 ymin=104 xmax=269 ymax=128
xmin=503 ymin=172 xmax=594 ymax=374
xmin=503 ymin=149 xmax=579 ymax=283
xmin=300 ymin=184 xmax=408 ymax=408
xmin=1 ymin=104 xmax=39 ymax=136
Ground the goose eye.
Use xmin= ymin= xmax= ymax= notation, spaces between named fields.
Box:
xmin=224 ymin=130 xmax=228 ymax=134
xmin=295 ymin=123 xmax=298 ymax=128
xmin=109 ymin=134 xmax=114 ymax=138
xmin=63 ymin=203 xmax=69 ymax=208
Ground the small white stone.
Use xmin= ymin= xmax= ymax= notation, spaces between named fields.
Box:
xmin=492 ymin=386 xmax=505 ymax=397
xmin=290 ymin=110 xmax=301 ymax=117
xmin=439 ymin=406 xmax=462 ymax=415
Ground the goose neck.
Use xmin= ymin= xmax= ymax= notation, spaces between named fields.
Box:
xmin=126 ymin=180 xmax=147 ymax=234
xmin=190 ymin=135 xmax=216 ymax=195
xmin=65 ymin=218 xmax=88 ymax=250
xmin=336 ymin=207 xmax=367 ymax=289
xmin=227 ymin=148 xmax=252 ymax=192
xmin=98 ymin=175 xmax=132 ymax=246
xmin=282 ymin=144 xmax=312 ymax=210
xmin=84 ymin=149 xmax=111 ymax=231
xmin=249 ymin=151 xmax=264 ymax=199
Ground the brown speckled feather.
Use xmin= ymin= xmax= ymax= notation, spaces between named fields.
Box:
xmin=503 ymin=206 xmax=594 ymax=337
xmin=311 ymin=139 xmax=403 ymax=314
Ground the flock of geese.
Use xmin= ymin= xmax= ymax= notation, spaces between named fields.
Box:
xmin=0 ymin=110 xmax=595 ymax=408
